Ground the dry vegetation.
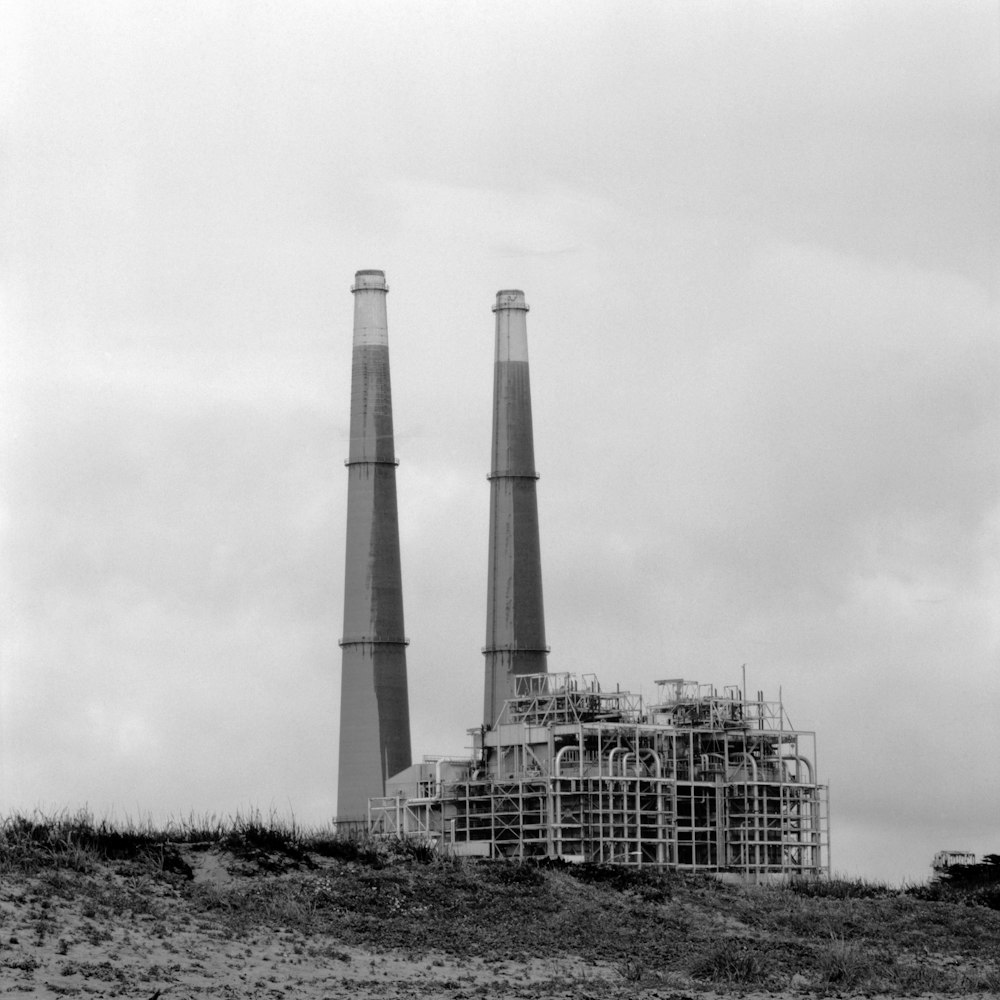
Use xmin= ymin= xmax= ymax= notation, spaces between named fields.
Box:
xmin=0 ymin=812 xmax=997 ymax=999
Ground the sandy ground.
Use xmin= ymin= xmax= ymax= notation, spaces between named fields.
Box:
xmin=0 ymin=849 xmax=994 ymax=999
xmin=0 ymin=848 xmax=641 ymax=999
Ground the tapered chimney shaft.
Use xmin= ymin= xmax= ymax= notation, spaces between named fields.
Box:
xmin=337 ymin=270 xmax=411 ymax=820
xmin=483 ymin=289 xmax=548 ymax=725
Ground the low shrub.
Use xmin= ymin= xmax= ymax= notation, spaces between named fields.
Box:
xmin=691 ymin=938 xmax=769 ymax=986
xmin=475 ymin=860 xmax=546 ymax=886
xmin=814 ymin=934 xmax=882 ymax=990
xmin=788 ymin=875 xmax=897 ymax=899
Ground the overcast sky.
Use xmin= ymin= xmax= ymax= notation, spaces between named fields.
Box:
xmin=2 ymin=1 xmax=997 ymax=884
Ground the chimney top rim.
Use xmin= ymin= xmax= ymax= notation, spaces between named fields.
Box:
xmin=351 ymin=270 xmax=389 ymax=293
xmin=493 ymin=289 xmax=529 ymax=312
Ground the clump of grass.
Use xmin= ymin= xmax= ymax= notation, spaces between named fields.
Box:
xmin=813 ymin=933 xmax=882 ymax=990
xmin=788 ymin=874 xmax=897 ymax=899
xmin=309 ymin=832 xmax=439 ymax=867
xmin=0 ymin=810 xmax=206 ymax=879
xmin=210 ymin=810 xmax=313 ymax=873
xmin=911 ymin=880 xmax=1000 ymax=910
xmin=0 ymin=809 xmax=445 ymax=880
xmin=561 ymin=862 xmax=693 ymax=906
xmin=476 ymin=860 xmax=546 ymax=886
xmin=1 ymin=811 xmax=109 ymax=873
xmin=219 ymin=811 xmax=302 ymax=854
xmin=614 ymin=955 xmax=644 ymax=981
xmin=690 ymin=938 xmax=769 ymax=986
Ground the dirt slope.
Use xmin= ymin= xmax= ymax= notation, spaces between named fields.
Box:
xmin=0 ymin=843 xmax=997 ymax=999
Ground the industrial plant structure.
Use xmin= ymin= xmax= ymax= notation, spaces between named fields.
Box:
xmin=337 ymin=277 xmax=829 ymax=878
xmin=336 ymin=270 xmax=411 ymax=820
xmin=371 ymin=673 xmax=828 ymax=878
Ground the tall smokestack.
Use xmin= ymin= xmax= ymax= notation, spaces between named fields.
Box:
xmin=483 ymin=289 xmax=548 ymax=725
xmin=337 ymin=269 xmax=411 ymax=820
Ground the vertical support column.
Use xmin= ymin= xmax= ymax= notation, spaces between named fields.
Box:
xmin=337 ymin=270 xmax=412 ymax=820
xmin=483 ymin=289 xmax=548 ymax=726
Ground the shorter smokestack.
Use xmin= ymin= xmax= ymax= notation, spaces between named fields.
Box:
xmin=483 ymin=289 xmax=548 ymax=726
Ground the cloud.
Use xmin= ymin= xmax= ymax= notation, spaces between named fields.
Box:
xmin=1 ymin=1 xmax=996 ymax=881
xmin=0 ymin=349 xmax=343 ymax=820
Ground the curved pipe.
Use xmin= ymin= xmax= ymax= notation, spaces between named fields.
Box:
xmin=637 ymin=747 xmax=662 ymax=777
xmin=780 ymin=754 xmax=813 ymax=784
xmin=732 ymin=753 xmax=761 ymax=872
xmin=702 ymin=752 xmax=725 ymax=778
xmin=628 ymin=747 xmax=662 ymax=778
xmin=607 ymin=746 xmax=629 ymax=777
xmin=732 ymin=752 xmax=758 ymax=782
xmin=606 ymin=746 xmax=663 ymax=779
xmin=554 ymin=744 xmax=581 ymax=779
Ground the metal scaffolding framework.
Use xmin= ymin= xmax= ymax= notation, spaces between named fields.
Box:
xmin=370 ymin=672 xmax=829 ymax=880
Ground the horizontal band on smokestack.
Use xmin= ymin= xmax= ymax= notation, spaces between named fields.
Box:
xmin=482 ymin=645 xmax=551 ymax=653
xmin=340 ymin=637 xmax=411 ymax=647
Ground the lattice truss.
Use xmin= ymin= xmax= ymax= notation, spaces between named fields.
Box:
xmin=369 ymin=673 xmax=829 ymax=880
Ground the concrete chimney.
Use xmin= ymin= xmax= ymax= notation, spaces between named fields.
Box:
xmin=337 ymin=269 xmax=411 ymax=820
xmin=483 ymin=289 xmax=548 ymax=725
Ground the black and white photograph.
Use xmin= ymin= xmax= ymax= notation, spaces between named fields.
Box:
xmin=2 ymin=2 xmax=998 ymax=996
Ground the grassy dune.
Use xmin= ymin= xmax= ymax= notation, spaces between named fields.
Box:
xmin=0 ymin=812 xmax=997 ymax=998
